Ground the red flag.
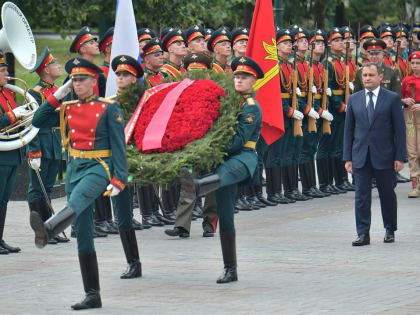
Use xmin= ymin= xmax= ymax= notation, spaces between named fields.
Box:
xmin=246 ymin=0 xmax=284 ymax=145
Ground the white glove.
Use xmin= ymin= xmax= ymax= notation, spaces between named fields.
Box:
xmin=53 ymin=79 xmax=73 ymax=101
xmin=12 ymin=106 xmax=29 ymax=119
xmin=349 ymin=82 xmax=354 ymax=91
xmin=106 ymin=184 xmax=121 ymax=197
xmin=311 ymin=85 xmax=317 ymax=94
xmin=292 ymin=110 xmax=304 ymax=120
xmin=308 ymin=108 xmax=320 ymax=119
xmin=29 ymin=158 xmax=41 ymax=171
xmin=296 ymin=87 xmax=302 ymax=96
xmin=326 ymin=88 xmax=332 ymax=97
xmin=321 ymin=110 xmax=333 ymax=122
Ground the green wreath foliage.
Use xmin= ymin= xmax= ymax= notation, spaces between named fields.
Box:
xmin=121 ymin=71 xmax=242 ymax=186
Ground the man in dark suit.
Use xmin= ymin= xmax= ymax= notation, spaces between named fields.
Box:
xmin=343 ymin=62 xmax=406 ymax=246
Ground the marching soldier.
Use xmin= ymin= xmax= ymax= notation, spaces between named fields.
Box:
xmin=178 ymin=56 xmax=263 ymax=283
xmin=401 ymin=51 xmax=420 ymax=197
xmin=142 ymin=38 xmax=167 ymax=88
xmin=98 ymin=27 xmax=114 ymax=78
xmin=138 ymin=27 xmax=156 ymax=59
xmin=30 ymin=58 xmax=142 ymax=309
xmin=161 ymin=28 xmax=188 ymax=80
xmin=185 ymin=25 xmax=207 ymax=54
xmin=0 ymin=54 xmax=27 ymax=255
xmin=70 ymin=26 xmax=116 ymax=235
xmin=357 ymin=25 xmax=379 ymax=66
xmin=27 ymin=48 xmax=69 ymax=244
xmin=207 ymin=28 xmax=232 ymax=73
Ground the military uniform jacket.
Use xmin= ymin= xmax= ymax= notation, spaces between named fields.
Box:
xmin=326 ymin=54 xmax=346 ymax=117
xmin=144 ymin=67 xmax=167 ymax=88
xmin=100 ymin=61 xmax=110 ymax=79
xmin=212 ymin=59 xmax=232 ymax=74
xmin=27 ymin=80 xmax=62 ymax=160
xmin=296 ymin=56 xmax=311 ymax=116
xmin=0 ymin=87 xmax=23 ymax=166
xmin=225 ymin=94 xmax=262 ymax=177
xmin=279 ymin=57 xmax=295 ymax=129
xmin=161 ymin=61 xmax=186 ymax=82
xmin=354 ymin=63 xmax=401 ymax=94
xmin=32 ymin=94 xmax=128 ymax=192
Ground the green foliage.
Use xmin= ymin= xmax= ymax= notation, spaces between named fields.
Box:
xmin=125 ymin=72 xmax=242 ymax=186
xmin=117 ymin=81 xmax=146 ymax=122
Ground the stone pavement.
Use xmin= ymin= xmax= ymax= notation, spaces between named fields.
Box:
xmin=1 ymin=168 xmax=420 ymax=315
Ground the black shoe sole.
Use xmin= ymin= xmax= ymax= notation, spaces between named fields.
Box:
xmin=30 ymin=211 xmax=48 ymax=249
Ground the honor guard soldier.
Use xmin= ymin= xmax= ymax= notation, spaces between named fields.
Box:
xmin=0 ymin=54 xmax=27 ymax=255
xmin=357 ymin=25 xmax=379 ymax=66
xmin=401 ymin=51 xmax=420 ymax=197
xmin=30 ymin=57 xmax=142 ymax=309
xmin=98 ymin=27 xmax=114 ymax=78
xmin=142 ymin=38 xmax=167 ymax=88
xmin=379 ymin=25 xmax=396 ymax=67
xmin=183 ymin=52 xmax=212 ymax=71
xmin=138 ymin=27 xmax=156 ymax=59
xmin=160 ymin=26 xmax=174 ymax=63
xmin=70 ymin=26 xmax=115 ymax=235
xmin=412 ymin=24 xmax=420 ymax=50
xmin=324 ymin=27 xmax=348 ymax=193
xmin=207 ymin=28 xmax=233 ymax=73
xmin=392 ymin=25 xmax=410 ymax=79
xmin=27 ymin=48 xmax=69 ymax=244
xmin=178 ymin=56 xmax=263 ymax=284
xmin=231 ymin=27 xmax=249 ymax=58
xmin=263 ymin=28 xmax=298 ymax=205
xmin=185 ymin=25 xmax=207 ymax=54
xmin=161 ymin=28 xmax=187 ymax=81
xmin=204 ymin=27 xmax=214 ymax=56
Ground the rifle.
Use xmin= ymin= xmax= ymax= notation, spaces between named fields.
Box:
xmin=322 ymin=47 xmax=331 ymax=135
xmin=344 ymin=40 xmax=350 ymax=105
xmin=355 ymin=22 xmax=360 ymax=69
xmin=395 ymin=22 xmax=402 ymax=76
xmin=307 ymin=42 xmax=317 ymax=133
xmin=291 ymin=46 xmax=303 ymax=136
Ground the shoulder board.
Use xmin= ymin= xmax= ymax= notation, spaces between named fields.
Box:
xmin=62 ymin=100 xmax=78 ymax=106
xmin=31 ymin=85 xmax=42 ymax=93
xmin=246 ymin=97 xmax=255 ymax=105
xmin=98 ymin=97 xmax=115 ymax=104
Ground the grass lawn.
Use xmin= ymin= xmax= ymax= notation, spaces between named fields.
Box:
xmin=15 ymin=38 xmax=105 ymax=88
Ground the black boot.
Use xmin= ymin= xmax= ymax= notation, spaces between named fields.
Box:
xmin=30 ymin=206 xmax=75 ymax=249
xmin=136 ymin=184 xmax=152 ymax=229
xmin=29 ymin=200 xmax=58 ymax=245
xmin=179 ymin=167 xmax=220 ymax=203
xmin=71 ymin=252 xmax=102 ymax=310
xmin=140 ymin=185 xmax=163 ymax=227
xmin=217 ymin=229 xmax=238 ymax=284
xmin=119 ymin=228 xmax=142 ymax=279
xmin=290 ymin=165 xmax=310 ymax=201
xmin=265 ymin=167 xmax=280 ymax=204
xmin=0 ymin=208 xmax=21 ymax=253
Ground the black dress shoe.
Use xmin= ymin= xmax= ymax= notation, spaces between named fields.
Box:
xmin=266 ymin=194 xmax=279 ymax=204
xmin=55 ymin=235 xmax=70 ymax=243
xmin=132 ymin=218 xmax=143 ymax=230
xmin=250 ymin=196 xmax=266 ymax=208
xmin=275 ymin=192 xmax=295 ymax=204
xmin=143 ymin=214 xmax=164 ymax=226
xmin=164 ymin=227 xmax=190 ymax=238
xmin=216 ymin=266 xmax=238 ymax=283
xmin=95 ymin=221 xmax=110 ymax=234
xmin=396 ymin=172 xmax=410 ymax=183
xmin=141 ymin=221 xmax=152 ymax=229
xmin=384 ymin=230 xmax=395 ymax=243
xmin=202 ymin=224 xmax=215 ymax=237
xmin=342 ymin=181 xmax=355 ymax=191
xmin=0 ymin=240 xmax=21 ymax=253
xmin=257 ymin=193 xmax=277 ymax=206
xmin=302 ymin=188 xmax=323 ymax=198
xmin=331 ymin=184 xmax=347 ymax=194
xmin=105 ymin=221 xmax=119 ymax=234
xmin=246 ymin=197 xmax=262 ymax=210
xmin=291 ymin=189 xmax=311 ymax=201
xmin=352 ymin=234 xmax=370 ymax=246
xmin=48 ymin=238 xmax=58 ymax=245
xmin=321 ymin=185 xmax=339 ymax=195
xmin=240 ymin=197 xmax=254 ymax=210
xmin=314 ymin=187 xmax=330 ymax=197
xmin=0 ymin=244 xmax=9 ymax=254
xmin=93 ymin=229 xmax=108 ymax=238
xmin=156 ymin=213 xmax=175 ymax=225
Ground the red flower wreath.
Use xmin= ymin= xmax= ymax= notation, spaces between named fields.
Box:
xmin=134 ymin=80 xmax=226 ymax=153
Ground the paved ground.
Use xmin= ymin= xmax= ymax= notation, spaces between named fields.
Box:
xmin=1 ymin=167 xmax=420 ymax=315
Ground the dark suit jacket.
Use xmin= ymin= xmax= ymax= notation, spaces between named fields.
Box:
xmin=343 ymin=87 xmax=406 ymax=169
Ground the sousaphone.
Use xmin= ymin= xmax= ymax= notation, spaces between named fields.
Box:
xmin=0 ymin=1 xmax=38 ymax=151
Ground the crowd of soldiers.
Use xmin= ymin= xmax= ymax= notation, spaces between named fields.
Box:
xmin=0 ymin=19 xmax=420 ymax=309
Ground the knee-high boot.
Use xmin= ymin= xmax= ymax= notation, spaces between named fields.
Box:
xmin=216 ymin=229 xmax=238 ymax=284
xmin=119 ymin=228 xmax=142 ymax=279
xmin=71 ymin=252 xmax=102 ymax=310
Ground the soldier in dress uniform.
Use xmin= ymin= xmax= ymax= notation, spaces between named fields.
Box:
xmin=263 ymin=28 xmax=299 ymax=205
xmin=178 ymin=56 xmax=263 ymax=283
xmin=30 ymin=58 xmax=142 ymax=309
xmin=27 ymin=48 xmax=69 ymax=245
xmin=378 ymin=24 xmax=396 ymax=67
xmin=161 ymin=28 xmax=188 ymax=80
xmin=185 ymin=25 xmax=207 ymax=54
xmin=400 ymin=51 xmax=420 ymax=197
xmin=0 ymin=54 xmax=28 ymax=255
xmin=142 ymin=38 xmax=167 ymax=88
xmin=357 ymin=25 xmax=379 ymax=66
xmin=231 ymin=27 xmax=249 ymax=59
xmin=69 ymin=26 xmax=116 ymax=236
xmin=138 ymin=27 xmax=156 ymax=60
xmin=412 ymin=24 xmax=420 ymax=51
xmin=98 ymin=27 xmax=114 ymax=78
xmin=392 ymin=25 xmax=410 ymax=80
xmin=207 ymin=28 xmax=232 ymax=73
xmin=160 ymin=26 xmax=174 ymax=63
xmin=204 ymin=27 xmax=214 ymax=55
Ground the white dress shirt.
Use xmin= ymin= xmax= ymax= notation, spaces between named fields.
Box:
xmin=365 ymin=86 xmax=380 ymax=109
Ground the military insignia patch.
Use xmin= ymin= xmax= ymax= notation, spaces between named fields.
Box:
xmin=73 ymin=59 xmax=80 ymax=65
xmin=116 ymin=113 xmax=123 ymax=123
xmin=245 ymin=113 xmax=255 ymax=124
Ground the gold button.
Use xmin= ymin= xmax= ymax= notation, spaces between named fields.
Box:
xmin=90 ymin=102 xmax=94 ymax=105
xmin=90 ymin=128 xmax=94 ymax=132
xmin=89 ymin=142 xmax=92 ymax=146
xmin=73 ymin=142 xmax=76 ymax=146
xmin=102 ymin=104 xmax=105 ymax=108
xmin=67 ymin=106 xmax=70 ymax=110
xmin=96 ymin=113 xmax=99 ymax=117
xmin=77 ymin=104 xmax=81 ymax=107
xmin=71 ymin=129 xmax=75 ymax=133
xmin=68 ymin=115 xmax=72 ymax=119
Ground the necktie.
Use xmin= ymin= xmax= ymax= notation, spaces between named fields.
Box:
xmin=367 ymin=91 xmax=374 ymax=124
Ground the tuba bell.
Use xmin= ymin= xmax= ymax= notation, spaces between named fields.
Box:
xmin=0 ymin=2 xmax=38 ymax=151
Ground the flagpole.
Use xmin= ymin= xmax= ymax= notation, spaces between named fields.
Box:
xmin=273 ymin=0 xmax=283 ymax=28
